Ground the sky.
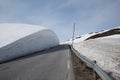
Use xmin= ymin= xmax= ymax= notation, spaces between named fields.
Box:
xmin=0 ymin=0 xmax=120 ymax=42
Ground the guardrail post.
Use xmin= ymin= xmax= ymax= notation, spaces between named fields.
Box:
xmin=70 ymin=45 xmax=111 ymax=80
xmin=82 ymin=62 xmax=86 ymax=71
xmin=93 ymin=60 xmax=97 ymax=80
xmin=93 ymin=70 xmax=97 ymax=80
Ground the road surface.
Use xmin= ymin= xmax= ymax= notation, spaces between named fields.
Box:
xmin=0 ymin=44 xmax=74 ymax=80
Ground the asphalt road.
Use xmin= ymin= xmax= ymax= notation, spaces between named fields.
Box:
xmin=0 ymin=44 xmax=74 ymax=80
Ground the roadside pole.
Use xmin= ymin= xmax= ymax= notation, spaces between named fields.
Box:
xmin=72 ymin=23 xmax=75 ymax=46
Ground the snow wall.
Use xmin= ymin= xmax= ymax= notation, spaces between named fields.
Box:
xmin=0 ymin=23 xmax=59 ymax=63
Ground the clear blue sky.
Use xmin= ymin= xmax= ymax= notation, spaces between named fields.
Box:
xmin=0 ymin=0 xmax=120 ymax=42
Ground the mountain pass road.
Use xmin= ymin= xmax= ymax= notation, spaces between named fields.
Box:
xmin=0 ymin=44 xmax=75 ymax=80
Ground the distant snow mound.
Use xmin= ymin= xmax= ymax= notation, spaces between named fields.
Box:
xmin=0 ymin=23 xmax=59 ymax=63
xmin=66 ymin=27 xmax=120 ymax=44
xmin=85 ymin=27 xmax=120 ymax=40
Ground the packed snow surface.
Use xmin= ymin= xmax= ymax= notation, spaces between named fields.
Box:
xmin=0 ymin=23 xmax=59 ymax=63
xmin=69 ymin=27 xmax=120 ymax=80
xmin=73 ymin=37 xmax=120 ymax=80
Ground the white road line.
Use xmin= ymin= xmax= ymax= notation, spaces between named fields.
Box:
xmin=67 ymin=53 xmax=70 ymax=69
xmin=68 ymin=53 xmax=69 ymax=57
xmin=67 ymin=60 xmax=70 ymax=69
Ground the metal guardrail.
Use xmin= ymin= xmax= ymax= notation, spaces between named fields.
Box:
xmin=70 ymin=45 xmax=112 ymax=80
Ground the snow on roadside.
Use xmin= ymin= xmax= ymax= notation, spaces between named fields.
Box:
xmin=64 ymin=27 xmax=120 ymax=79
xmin=64 ymin=33 xmax=97 ymax=44
xmin=0 ymin=23 xmax=59 ymax=63
xmin=72 ymin=33 xmax=120 ymax=80
xmin=0 ymin=23 xmax=46 ymax=48
xmin=74 ymin=33 xmax=96 ymax=43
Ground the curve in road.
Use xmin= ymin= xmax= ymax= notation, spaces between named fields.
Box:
xmin=0 ymin=44 xmax=74 ymax=80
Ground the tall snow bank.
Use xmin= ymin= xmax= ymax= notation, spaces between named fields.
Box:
xmin=0 ymin=23 xmax=59 ymax=63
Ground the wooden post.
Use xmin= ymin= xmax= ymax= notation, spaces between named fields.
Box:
xmin=93 ymin=71 xmax=97 ymax=80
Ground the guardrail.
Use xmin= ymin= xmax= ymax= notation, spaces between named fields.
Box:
xmin=70 ymin=45 xmax=112 ymax=80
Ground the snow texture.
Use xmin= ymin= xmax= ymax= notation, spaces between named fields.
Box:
xmin=73 ymin=37 xmax=120 ymax=80
xmin=72 ymin=30 xmax=120 ymax=80
xmin=0 ymin=23 xmax=59 ymax=63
